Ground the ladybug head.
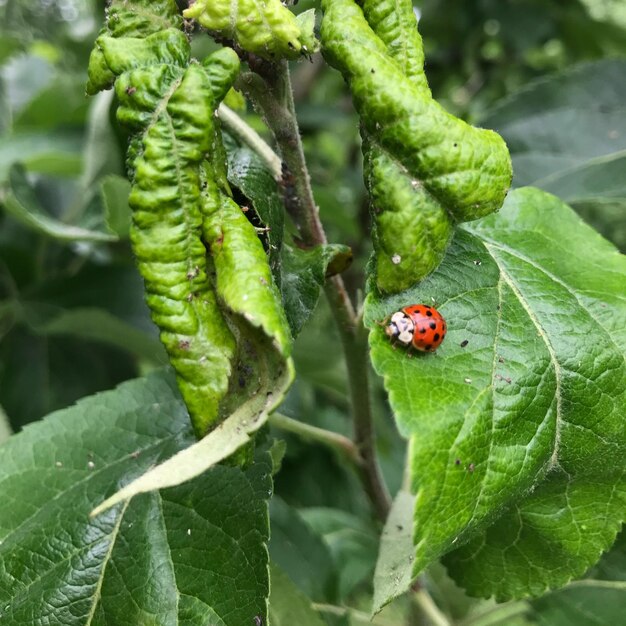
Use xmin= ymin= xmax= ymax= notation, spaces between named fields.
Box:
xmin=385 ymin=311 xmax=414 ymax=345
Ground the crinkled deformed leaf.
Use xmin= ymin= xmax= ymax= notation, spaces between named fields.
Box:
xmin=92 ymin=184 xmax=294 ymax=514
xmin=321 ymin=0 xmax=512 ymax=293
xmin=365 ymin=187 xmax=626 ymax=602
xmin=86 ymin=0 xmax=182 ymax=94
xmin=183 ymin=0 xmax=314 ymax=60
xmin=0 ymin=370 xmax=272 ymax=625
xmin=94 ymin=24 xmax=243 ymax=436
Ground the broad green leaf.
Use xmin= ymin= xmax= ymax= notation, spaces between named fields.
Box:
xmin=100 ymin=174 xmax=132 ymax=238
xmin=269 ymin=564 xmax=327 ymax=626
xmin=365 ymin=187 xmax=626 ymax=602
xmin=482 ymin=59 xmax=626 ymax=250
xmin=321 ymin=0 xmax=512 ymax=292
xmin=372 ymin=492 xmax=415 ymax=614
xmin=183 ymin=0 xmax=312 ymax=60
xmin=1 ymin=164 xmax=117 ymax=242
xmin=0 ymin=131 xmax=83 ymax=179
xmin=0 ymin=327 xmax=137 ymax=430
xmin=269 ymin=498 xmax=338 ymax=603
xmin=281 ymin=243 xmax=352 ymax=337
xmin=530 ymin=581 xmax=625 ymax=626
xmin=301 ymin=507 xmax=379 ymax=600
xmin=0 ymin=370 xmax=272 ymax=625
xmin=22 ymin=305 xmax=165 ymax=364
xmin=529 ymin=531 xmax=626 ymax=625
xmin=12 ymin=74 xmax=89 ymax=130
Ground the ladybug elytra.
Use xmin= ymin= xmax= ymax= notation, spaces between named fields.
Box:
xmin=384 ymin=304 xmax=447 ymax=353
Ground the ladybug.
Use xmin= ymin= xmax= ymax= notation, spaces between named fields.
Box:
xmin=384 ymin=304 xmax=447 ymax=353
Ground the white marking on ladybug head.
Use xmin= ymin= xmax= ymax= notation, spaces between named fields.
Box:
xmin=386 ymin=311 xmax=414 ymax=345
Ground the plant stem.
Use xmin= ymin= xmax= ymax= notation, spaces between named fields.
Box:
xmin=269 ymin=412 xmax=360 ymax=465
xmin=217 ymin=104 xmax=282 ymax=180
xmin=410 ymin=589 xmax=452 ymax=626
xmin=239 ymin=60 xmax=391 ymax=522
xmin=459 ymin=601 xmax=530 ymax=626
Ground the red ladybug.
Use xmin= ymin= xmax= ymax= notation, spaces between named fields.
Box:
xmin=384 ymin=304 xmax=447 ymax=353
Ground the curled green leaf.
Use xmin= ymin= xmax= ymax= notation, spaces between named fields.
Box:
xmin=321 ymin=0 xmax=512 ymax=293
xmin=183 ymin=0 xmax=315 ymax=60
xmin=86 ymin=0 xmax=182 ymax=94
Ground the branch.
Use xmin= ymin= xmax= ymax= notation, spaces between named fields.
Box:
xmin=217 ymin=103 xmax=282 ymax=180
xmin=240 ymin=60 xmax=391 ymax=522
xmin=269 ymin=412 xmax=360 ymax=465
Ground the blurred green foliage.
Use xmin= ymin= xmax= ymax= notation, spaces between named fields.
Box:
xmin=0 ymin=0 xmax=624 ymax=617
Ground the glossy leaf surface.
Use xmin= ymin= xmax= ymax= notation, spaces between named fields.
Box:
xmin=366 ymin=187 xmax=626 ymax=601
xmin=0 ymin=370 xmax=272 ymax=625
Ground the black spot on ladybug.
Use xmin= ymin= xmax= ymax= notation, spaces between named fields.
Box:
xmin=425 ymin=344 xmax=432 ymax=351
xmin=419 ymin=327 xmax=426 ymax=334
xmin=434 ymin=333 xmax=440 ymax=341
xmin=426 ymin=310 xmax=433 ymax=316
xmin=429 ymin=322 xmax=436 ymax=330
xmin=461 ymin=340 xmax=469 ymax=348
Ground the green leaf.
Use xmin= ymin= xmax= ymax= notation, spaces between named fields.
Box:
xmin=22 ymin=305 xmax=165 ymax=364
xmin=89 ymin=360 xmax=291 ymax=516
xmin=183 ymin=0 xmax=310 ymax=60
xmin=0 ymin=370 xmax=272 ymax=625
xmin=0 ymin=131 xmax=83 ymax=179
xmin=0 ymin=164 xmax=117 ymax=242
xmin=529 ymin=532 xmax=626 ymax=625
xmin=226 ymin=139 xmax=285 ymax=277
xmin=301 ymin=507 xmax=379 ymax=600
xmin=100 ymin=174 xmax=132 ymax=238
xmin=321 ymin=0 xmax=512 ymax=292
xmin=12 ymin=74 xmax=89 ymax=130
xmin=269 ymin=497 xmax=338 ymax=603
xmin=282 ymin=243 xmax=352 ymax=337
xmin=365 ymin=187 xmax=626 ymax=601
xmin=269 ymin=564 xmax=327 ymax=626
xmin=0 ymin=327 xmax=137 ymax=430
xmin=482 ymin=59 xmax=626 ymax=250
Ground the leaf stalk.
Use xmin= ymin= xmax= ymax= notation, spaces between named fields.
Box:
xmin=240 ymin=59 xmax=391 ymax=522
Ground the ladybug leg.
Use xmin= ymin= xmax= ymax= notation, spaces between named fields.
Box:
xmin=375 ymin=317 xmax=389 ymax=328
